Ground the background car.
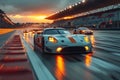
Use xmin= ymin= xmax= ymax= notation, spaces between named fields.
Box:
xmin=23 ymin=30 xmax=28 ymax=36
xmin=34 ymin=28 xmax=92 ymax=54
xmin=73 ymin=27 xmax=93 ymax=35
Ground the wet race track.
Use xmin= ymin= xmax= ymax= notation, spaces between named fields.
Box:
xmin=1 ymin=30 xmax=120 ymax=80
xmin=24 ymin=30 xmax=120 ymax=80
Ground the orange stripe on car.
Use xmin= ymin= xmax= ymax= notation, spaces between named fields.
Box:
xmin=68 ymin=37 xmax=76 ymax=43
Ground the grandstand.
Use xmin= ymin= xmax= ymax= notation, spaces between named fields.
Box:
xmin=0 ymin=9 xmax=14 ymax=28
xmin=47 ymin=0 xmax=120 ymax=29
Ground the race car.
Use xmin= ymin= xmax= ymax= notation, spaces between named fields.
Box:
xmin=73 ymin=27 xmax=93 ymax=35
xmin=34 ymin=28 xmax=92 ymax=54
xmin=23 ymin=30 xmax=28 ymax=36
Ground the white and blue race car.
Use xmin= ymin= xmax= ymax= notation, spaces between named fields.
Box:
xmin=34 ymin=28 xmax=92 ymax=54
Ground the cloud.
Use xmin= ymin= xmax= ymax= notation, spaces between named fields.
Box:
xmin=0 ymin=0 xmax=81 ymax=14
xmin=0 ymin=0 xmax=59 ymax=14
xmin=0 ymin=0 xmax=81 ymax=22
xmin=0 ymin=5 xmax=20 ymax=14
xmin=8 ymin=14 xmax=53 ymax=23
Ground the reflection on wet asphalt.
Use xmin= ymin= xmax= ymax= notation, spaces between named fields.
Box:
xmin=24 ymin=30 xmax=120 ymax=80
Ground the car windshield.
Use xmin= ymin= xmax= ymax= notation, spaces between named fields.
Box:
xmin=79 ymin=27 xmax=89 ymax=30
xmin=44 ymin=29 xmax=71 ymax=35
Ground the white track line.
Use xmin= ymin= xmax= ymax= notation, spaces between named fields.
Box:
xmin=22 ymin=37 xmax=55 ymax=80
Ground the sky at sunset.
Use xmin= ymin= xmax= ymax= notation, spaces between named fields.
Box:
xmin=0 ymin=0 xmax=81 ymax=23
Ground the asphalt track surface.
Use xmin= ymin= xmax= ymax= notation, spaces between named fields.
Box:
xmin=1 ymin=30 xmax=120 ymax=80
xmin=24 ymin=30 xmax=120 ymax=80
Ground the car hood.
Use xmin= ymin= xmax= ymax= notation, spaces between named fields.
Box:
xmin=45 ymin=34 xmax=86 ymax=44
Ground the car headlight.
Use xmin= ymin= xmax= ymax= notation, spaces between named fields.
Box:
xmin=85 ymin=46 xmax=89 ymax=51
xmin=56 ymin=47 xmax=62 ymax=53
xmin=48 ymin=36 xmax=58 ymax=43
xmin=84 ymin=36 xmax=89 ymax=43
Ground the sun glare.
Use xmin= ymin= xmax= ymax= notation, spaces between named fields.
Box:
xmin=37 ymin=16 xmax=46 ymax=19
xmin=8 ymin=15 xmax=53 ymax=23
